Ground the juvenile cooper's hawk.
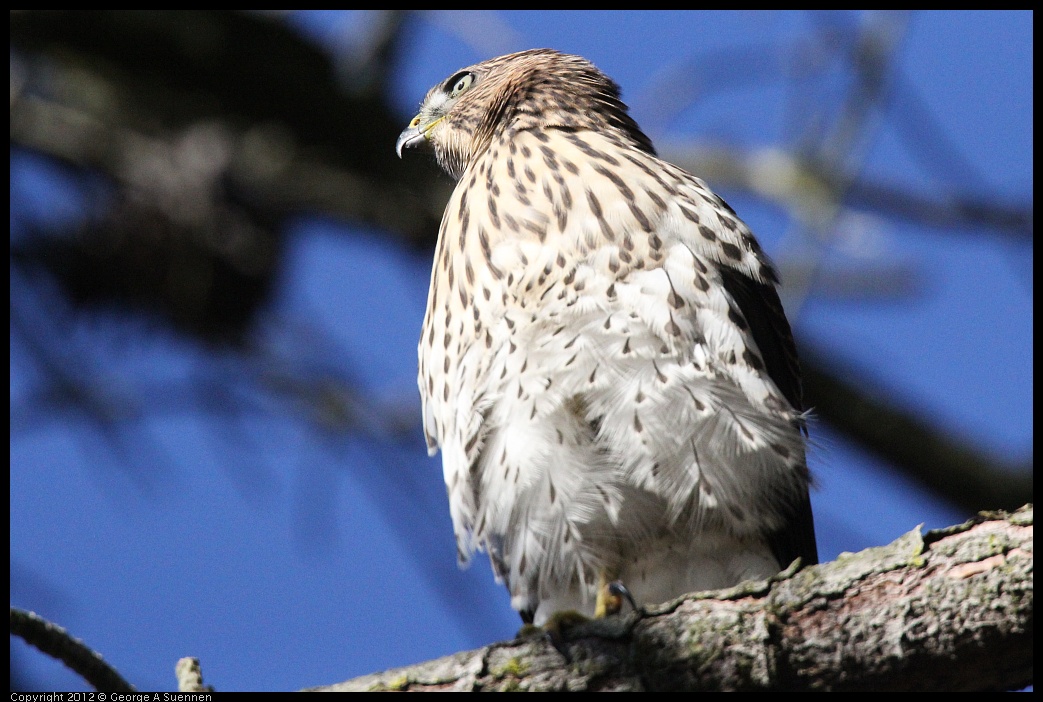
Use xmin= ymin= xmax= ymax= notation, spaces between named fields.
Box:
xmin=397 ymin=49 xmax=817 ymax=625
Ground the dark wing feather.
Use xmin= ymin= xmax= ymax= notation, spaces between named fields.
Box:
xmin=719 ymin=267 xmax=819 ymax=567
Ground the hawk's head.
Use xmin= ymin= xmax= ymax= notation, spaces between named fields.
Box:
xmin=396 ymin=48 xmax=654 ymax=180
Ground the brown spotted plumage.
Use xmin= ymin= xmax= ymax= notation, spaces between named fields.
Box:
xmin=398 ymin=49 xmax=817 ymax=625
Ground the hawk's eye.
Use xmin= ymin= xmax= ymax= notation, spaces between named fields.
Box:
xmin=447 ymin=72 xmax=475 ymax=99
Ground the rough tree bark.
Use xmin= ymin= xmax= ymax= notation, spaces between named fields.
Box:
xmin=310 ymin=506 xmax=1032 ymax=692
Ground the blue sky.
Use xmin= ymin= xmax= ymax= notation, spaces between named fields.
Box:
xmin=10 ymin=11 xmax=1032 ymax=691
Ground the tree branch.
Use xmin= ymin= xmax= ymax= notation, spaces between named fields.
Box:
xmin=311 ymin=506 xmax=1033 ymax=692
xmin=10 ymin=607 xmax=137 ymax=692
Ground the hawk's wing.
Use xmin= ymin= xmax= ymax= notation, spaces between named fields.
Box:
xmin=719 ymin=266 xmax=818 ymax=567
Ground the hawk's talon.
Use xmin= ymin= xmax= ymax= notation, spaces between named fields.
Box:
xmin=595 ymin=571 xmax=629 ymax=617
xmin=607 ymin=580 xmax=637 ymax=614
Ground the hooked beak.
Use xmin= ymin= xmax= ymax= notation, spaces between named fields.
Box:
xmin=396 ymin=124 xmax=424 ymax=158
xmin=397 ymin=113 xmax=447 ymax=158
xmin=396 ymin=115 xmax=429 ymax=158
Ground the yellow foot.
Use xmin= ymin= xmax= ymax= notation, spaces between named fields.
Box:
xmin=595 ymin=574 xmax=636 ymax=617
xmin=515 ymin=575 xmax=638 ymax=656
xmin=519 ymin=580 xmax=638 ymax=659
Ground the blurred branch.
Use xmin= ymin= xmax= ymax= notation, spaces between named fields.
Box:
xmin=9 ymin=11 xmax=441 ymax=457
xmin=641 ymin=13 xmax=1029 ymax=242
xmin=312 ymin=507 xmax=1034 ymax=691
xmin=10 ymin=607 xmax=137 ymax=692
xmin=800 ymin=343 xmax=1032 ymax=512
xmin=9 ymin=10 xmax=432 ymax=186
xmin=663 ymin=144 xmax=1032 ymax=242
xmin=10 ymin=10 xmax=448 ymax=244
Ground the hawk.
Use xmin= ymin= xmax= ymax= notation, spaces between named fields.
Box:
xmin=397 ymin=49 xmax=817 ymax=626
